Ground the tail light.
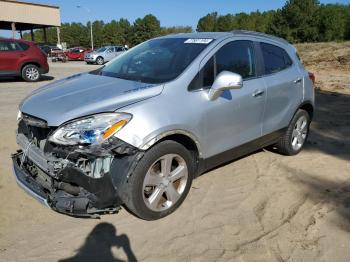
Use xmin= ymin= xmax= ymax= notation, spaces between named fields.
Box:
xmin=308 ymin=72 xmax=315 ymax=85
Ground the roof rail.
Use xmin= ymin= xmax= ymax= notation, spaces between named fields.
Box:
xmin=231 ymin=30 xmax=290 ymax=45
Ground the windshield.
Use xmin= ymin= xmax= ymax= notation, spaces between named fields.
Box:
xmin=99 ymin=38 xmax=213 ymax=84
xmin=96 ymin=47 xmax=107 ymax=52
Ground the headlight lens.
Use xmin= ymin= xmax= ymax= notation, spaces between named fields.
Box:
xmin=49 ymin=113 xmax=132 ymax=145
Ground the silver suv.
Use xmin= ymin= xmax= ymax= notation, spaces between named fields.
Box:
xmin=85 ymin=45 xmax=127 ymax=65
xmin=12 ymin=31 xmax=315 ymax=220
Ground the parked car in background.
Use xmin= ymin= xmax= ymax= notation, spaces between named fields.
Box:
xmin=12 ymin=31 xmax=315 ymax=220
xmin=37 ymin=44 xmax=62 ymax=57
xmin=65 ymin=47 xmax=91 ymax=61
xmin=0 ymin=38 xmax=49 ymax=82
xmin=85 ymin=45 xmax=127 ymax=65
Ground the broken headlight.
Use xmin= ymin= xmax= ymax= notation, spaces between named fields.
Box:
xmin=49 ymin=113 xmax=132 ymax=146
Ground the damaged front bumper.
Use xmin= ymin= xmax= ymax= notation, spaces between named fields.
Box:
xmin=12 ymin=152 xmax=50 ymax=207
xmin=12 ymin=133 xmax=141 ymax=218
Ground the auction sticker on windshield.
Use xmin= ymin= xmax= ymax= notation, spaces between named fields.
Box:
xmin=184 ymin=39 xmax=213 ymax=44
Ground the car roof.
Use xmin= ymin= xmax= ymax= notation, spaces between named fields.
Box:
xmin=159 ymin=30 xmax=291 ymax=46
xmin=0 ymin=37 xmax=33 ymax=44
xmin=160 ymin=32 xmax=231 ymax=40
xmin=101 ymin=45 xmax=123 ymax=48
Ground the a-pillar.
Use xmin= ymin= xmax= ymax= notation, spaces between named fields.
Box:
xmin=30 ymin=28 xmax=35 ymax=41
xmin=43 ymin=27 xmax=48 ymax=43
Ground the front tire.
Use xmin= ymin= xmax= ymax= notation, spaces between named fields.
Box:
xmin=21 ymin=64 xmax=41 ymax=82
xmin=96 ymin=57 xmax=104 ymax=65
xmin=275 ymin=109 xmax=310 ymax=156
xmin=122 ymin=140 xmax=194 ymax=220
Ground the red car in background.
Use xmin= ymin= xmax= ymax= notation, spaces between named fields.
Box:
xmin=0 ymin=38 xmax=49 ymax=82
xmin=64 ymin=47 xmax=91 ymax=61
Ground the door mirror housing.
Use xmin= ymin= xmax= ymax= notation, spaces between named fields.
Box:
xmin=208 ymin=71 xmax=243 ymax=101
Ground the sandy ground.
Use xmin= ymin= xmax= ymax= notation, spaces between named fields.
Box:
xmin=0 ymin=43 xmax=350 ymax=262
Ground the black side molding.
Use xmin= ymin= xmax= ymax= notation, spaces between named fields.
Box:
xmin=198 ymin=128 xmax=287 ymax=174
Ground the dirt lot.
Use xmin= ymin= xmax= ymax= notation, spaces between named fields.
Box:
xmin=0 ymin=43 xmax=350 ymax=262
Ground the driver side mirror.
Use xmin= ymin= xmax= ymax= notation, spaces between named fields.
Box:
xmin=208 ymin=71 xmax=243 ymax=101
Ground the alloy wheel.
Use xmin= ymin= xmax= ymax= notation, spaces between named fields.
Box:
xmin=142 ymin=154 xmax=188 ymax=212
xmin=291 ymin=115 xmax=308 ymax=151
xmin=96 ymin=57 xmax=104 ymax=65
xmin=25 ymin=67 xmax=39 ymax=81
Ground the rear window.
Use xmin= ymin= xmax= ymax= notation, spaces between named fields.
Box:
xmin=18 ymin=42 xmax=30 ymax=51
xmin=261 ymin=43 xmax=293 ymax=75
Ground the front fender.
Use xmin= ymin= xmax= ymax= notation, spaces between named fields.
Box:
xmin=116 ymin=126 xmax=203 ymax=157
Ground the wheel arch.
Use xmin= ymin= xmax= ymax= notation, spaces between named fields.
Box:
xmin=20 ymin=61 xmax=41 ymax=72
xmin=96 ymin=56 xmax=104 ymax=63
xmin=140 ymin=130 xmax=202 ymax=172
xmin=298 ymin=101 xmax=314 ymax=120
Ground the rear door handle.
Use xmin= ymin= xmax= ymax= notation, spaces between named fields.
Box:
xmin=252 ymin=90 xmax=265 ymax=97
xmin=294 ymin=78 xmax=302 ymax=84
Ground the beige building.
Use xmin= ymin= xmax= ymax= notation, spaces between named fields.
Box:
xmin=0 ymin=0 xmax=61 ymax=43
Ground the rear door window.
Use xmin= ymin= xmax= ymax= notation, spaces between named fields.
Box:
xmin=189 ymin=40 xmax=256 ymax=91
xmin=0 ymin=41 xmax=20 ymax=51
xmin=260 ymin=43 xmax=293 ymax=75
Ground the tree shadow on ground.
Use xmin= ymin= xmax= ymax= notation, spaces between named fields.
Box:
xmin=303 ymin=90 xmax=350 ymax=161
xmin=282 ymin=164 xmax=350 ymax=232
xmin=0 ymin=75 xmax=54 ymax=83
xmin=58 ymin=223 xmax=137 ymax=262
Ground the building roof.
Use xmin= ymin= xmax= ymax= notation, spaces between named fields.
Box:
xmin=1 ymin=0 xmax=59 ymax=9
xmin=0 ymin=0 xmax=61 ymax=30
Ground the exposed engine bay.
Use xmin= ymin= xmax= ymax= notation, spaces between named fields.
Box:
xmin=12 ymin=116 xmax=143 ymax=218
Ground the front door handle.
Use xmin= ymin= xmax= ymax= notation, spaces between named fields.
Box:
xmin=252 ymin=90 xmax=265 ymax=97
xmin=294 ymin=78 xmax=302 ymax=84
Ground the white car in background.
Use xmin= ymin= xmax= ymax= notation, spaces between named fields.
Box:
xmin=85 ymin=45 xmax=127 ymax=65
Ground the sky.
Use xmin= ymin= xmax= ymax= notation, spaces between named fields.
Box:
xmin=1 ymin=0 xmax=349 ymax=37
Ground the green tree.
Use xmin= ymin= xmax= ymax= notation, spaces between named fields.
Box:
xmin=279 ymin=0 xmax=320 ymax=42
xmin=116 ymin=18 xmax=132 ymax=46
xmin=91 ymin=20 xmax=105 ymax=47
xmin=216 ymin=14 xmax=235 ymax=31
xmin=131 ymin=14 xmax=161 ymax=45
xmin=160 ymin=26 xmax=193 ymax=35
xmin=318 ymin=4 xmax=349 ymax=41
xmin=197 ymin=12 xmax=218 ymax=32
xmin=61 ymin=22 xmax=89 ymax=47
xmin=268 ymin=9 xmax=291 ymax=40
xmin=103 ymin=20 xmax=119 ymax=45
xmin=346 ymin=5 xmax=350 ymax=40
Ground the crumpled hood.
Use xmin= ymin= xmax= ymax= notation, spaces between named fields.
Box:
xmin=20 ymin=73 xmax=163 ymax=126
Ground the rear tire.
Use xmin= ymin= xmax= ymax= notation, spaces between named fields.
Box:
xmin=275 ymin=109 xmax=310 ymax=156
xmin=121 ymin=140 xmax=194 ymax=220
xmin=21 ymin=64 xmax=41 ymax=82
